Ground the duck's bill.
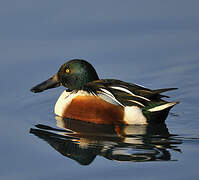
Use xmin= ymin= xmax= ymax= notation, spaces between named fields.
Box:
xmin=30 ymin=74 xmax=61 ymax=93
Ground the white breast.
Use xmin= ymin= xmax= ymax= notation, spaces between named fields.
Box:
xmin=54 ymin=90 xmax=90 ymax=117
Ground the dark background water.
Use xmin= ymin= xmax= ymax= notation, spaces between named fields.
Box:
xmin=1 ymin=1 xmax=199 ymax=179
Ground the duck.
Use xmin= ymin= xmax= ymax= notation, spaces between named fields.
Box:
xmin=31 ymin=59 xmax=178 ymax=125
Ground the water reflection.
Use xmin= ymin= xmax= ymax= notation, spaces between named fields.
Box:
xmin=30 ymin=117 xmax=182 ymax=165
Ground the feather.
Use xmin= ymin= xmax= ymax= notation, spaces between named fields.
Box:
xmin=83 ymin=79 xmax=178 ymax=108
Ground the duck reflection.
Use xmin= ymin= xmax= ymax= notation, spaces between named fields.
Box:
xmin=30 ymin=117 xmax=182 ymax=165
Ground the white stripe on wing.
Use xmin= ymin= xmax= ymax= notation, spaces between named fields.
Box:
xmin=110 ymin=86 xmax=150 ymax=101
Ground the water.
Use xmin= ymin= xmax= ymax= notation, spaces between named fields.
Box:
xmin=1 ymin=1 xmax=199 ymax=179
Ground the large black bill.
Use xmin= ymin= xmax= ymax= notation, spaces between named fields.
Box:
xmin=30 ymin=74 xmax=61 ymax=93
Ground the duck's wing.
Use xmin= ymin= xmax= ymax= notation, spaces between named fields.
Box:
xmin=83 ymin=79 xmax=177 ymax=108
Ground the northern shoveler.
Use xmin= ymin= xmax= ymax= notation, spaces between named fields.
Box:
xmin=31 ymin=59 xmax=178 ymax=124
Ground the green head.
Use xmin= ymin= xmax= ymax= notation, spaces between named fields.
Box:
xmin=31 ymin=59 xmax=99 ymax=92
xmin=57 ymin=59 xmax=99 ymax=90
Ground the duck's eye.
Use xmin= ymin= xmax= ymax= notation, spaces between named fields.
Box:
xmin=65 ymin=68 xmax=70 ymax=74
